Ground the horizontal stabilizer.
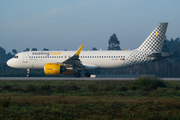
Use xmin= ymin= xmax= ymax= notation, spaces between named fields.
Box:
xmin=148 ymin=52 xmax=172 ymax=61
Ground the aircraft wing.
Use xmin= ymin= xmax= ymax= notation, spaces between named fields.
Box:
xmin=62 ymin=44 xmax=85 ymax=68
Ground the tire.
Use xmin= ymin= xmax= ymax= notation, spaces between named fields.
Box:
xmin=84 ymin=72 xmax=91 ymax=77
xmin=74 ymin=72 xmax=81 ymax=77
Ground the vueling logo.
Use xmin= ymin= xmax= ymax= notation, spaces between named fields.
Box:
xmin=50 ymin=52 xmax=61 ymax=55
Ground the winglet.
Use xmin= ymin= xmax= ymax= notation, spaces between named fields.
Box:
xmin=75 ymin=44 xmax=84 ymax=55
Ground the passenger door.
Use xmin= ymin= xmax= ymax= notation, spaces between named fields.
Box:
xmin=23 ymin=53 xmax=28 ymax=63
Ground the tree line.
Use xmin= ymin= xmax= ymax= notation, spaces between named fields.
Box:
xmin=0 ymin=34 xmax=179 ymax=77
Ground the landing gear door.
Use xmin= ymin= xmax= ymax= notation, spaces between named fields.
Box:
xmin=23 ymin=53 xmax=28 ymax=63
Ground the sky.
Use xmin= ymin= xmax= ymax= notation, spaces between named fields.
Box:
xmin=0 ymin=0 xmax=180 ymax=53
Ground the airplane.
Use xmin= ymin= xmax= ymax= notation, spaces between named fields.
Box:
xmin=7 ymin=23 xmax=172 ymax=77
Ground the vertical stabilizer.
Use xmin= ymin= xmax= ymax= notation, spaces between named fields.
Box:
xmin=137 ymin=23 xmax=168 ymax=53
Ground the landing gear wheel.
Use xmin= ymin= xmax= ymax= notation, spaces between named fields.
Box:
xmin=27 ymin=69 xmax=30 ymax=77
xmin=84 ymin=72 xmax=91 ymax=78
xmin=74 ymin=72 xmax=81 ymax=77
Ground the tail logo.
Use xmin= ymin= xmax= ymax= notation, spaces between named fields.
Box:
xmin=122 ymin=23 xmax=168 ymax=68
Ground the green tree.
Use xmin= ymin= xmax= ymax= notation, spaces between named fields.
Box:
xmin=24 ymin=48 xmax=30 ymax=52
xmin=162 ymin=36 xmax=170 ymax=52
xmin=0 ymin=47 xmax=6 ymax=63
xmin=12 ymin=49 xmax=17 ymax=55
xmin=108 ymin=33 xmax=121 ymax=50
xmin=43 ymin=48 xmax=49 ymax=51
xmin=92 ymin=47 xmax=97 ymax=51
xmin=31 ymin=48 xmax=37 ymax=51
xmin=7 ymin=52 xmax=13 ymax=59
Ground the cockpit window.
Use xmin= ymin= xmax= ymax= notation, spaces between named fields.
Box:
xmin=14 ymin=56 xmax=18 ymax=58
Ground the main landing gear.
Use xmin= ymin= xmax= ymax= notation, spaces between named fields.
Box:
xmin=74 ymin=71 xmax=91 ymax=78
xmin=84 ymin=72 xmax=91 ymax=77
xmin=74 ymin=72 xmax=81 ymax=77
xmin=27 ymin=69 xmax=30 ymax=77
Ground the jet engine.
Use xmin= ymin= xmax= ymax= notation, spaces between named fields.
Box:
xmin=44 ymin=63 xmax=66 ymax=75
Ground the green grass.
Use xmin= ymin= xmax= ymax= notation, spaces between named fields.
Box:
xmin=0 ymin=78 xmax=180 ymax=119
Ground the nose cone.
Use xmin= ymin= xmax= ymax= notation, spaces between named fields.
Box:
xmin=7 ymin=59 xmax=16 ymax=68
xmin=7 ymin=59 xmax=12 ymax=67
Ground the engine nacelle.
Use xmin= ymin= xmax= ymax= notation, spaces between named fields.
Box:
xmin=44 ymin=63 xmax=66 ymax=75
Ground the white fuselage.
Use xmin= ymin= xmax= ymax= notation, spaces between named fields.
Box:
xmin=7 ymin=50 xmax=133 ymax=70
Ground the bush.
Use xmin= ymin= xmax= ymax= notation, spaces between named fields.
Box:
xmin=39 ymin=84 xmax=52 ymax=95
xmin=57 ymin=86 xmax=65 ymax=93
xmin=174 ymin=86 xmax=180 ymax=90
xmin=135 ymin=76 xmax=166 ymax=88
xmin=2 ymin=85 xmax=13 ymax=91
xmin=13 ymin=86 xmax=24 ymax=92
xmin=67 ymin=85 xmax=81 ymax=91
xmin=129 ymin=85 xmax=137 ymax=91
xmin=104 ymin=85 xmax=116 ymax=91
xmin=119 ymin=86 xmax=128 ymax=91
xmin=0 ymin=88 xmax=2 ymax=93
xmin=88 ymin=85 xmax=98 ymax=92
xmin=0 ymin=97 xmax=11 ymax=108
xmin=26 ymin=85 xmax=37 ymax=93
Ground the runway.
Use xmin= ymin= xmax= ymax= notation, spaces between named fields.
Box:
xmin=0 ymin=77 xmax=180 ymax=81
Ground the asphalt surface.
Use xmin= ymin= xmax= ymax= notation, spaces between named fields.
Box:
xmin=0 ymin=77 xmax=180 ymax=81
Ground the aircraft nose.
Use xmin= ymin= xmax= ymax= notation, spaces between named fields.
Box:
xmin=7 ymin=59 xmax=11 ymax=67
xmin=7 ymin=59 xmax=14 ymax=67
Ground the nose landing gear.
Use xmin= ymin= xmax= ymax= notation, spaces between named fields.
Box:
xmin=27 ymin=69 xmax=30 ymax=77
